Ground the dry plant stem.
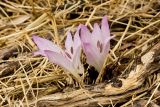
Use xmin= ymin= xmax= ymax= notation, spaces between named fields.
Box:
xmin=144 ymin=82 xmax=160 ymax=107
xmin=54 ymin=1 xmax=81 ymax=18
xmin=20 ymin=78 xmax=29 ymax=107
xmin=124 ymin=34 xmax=160 ymax=56
xmin=26 ymin=13 xmax=48 ymax=29
xmin=50 ymin=16 xmax=60 ymax=44
xmin=0 ymin=1 xmax=28 ymax=14
xmin=95 ymin=68 xmax=104 ymax=84
xmin=95 ymin=55 xmax=108 ymax=84
xmin=120 ymin=0 xmax=129 ymax=14
xmin=112 ymin=17 xmax=132 ymax=52
xmin=0 ymin=73 xmax=66 ymax=94
xmin=0 ymin=7 xmax=18 ymax=29
xmin=18 ymin=61 xmax=36 ymax=104
xmin=0 ymin=20 xmax=49 ymax=41
xmin=120 ymin=92 xmax=147 ymax=107
xmin=110 ymin=12 xmax=130 ymax=27
xmin=124 ymin=19 xmax=160 ymax=40
xmin=85 ymin=1 xmax=111 ymax=26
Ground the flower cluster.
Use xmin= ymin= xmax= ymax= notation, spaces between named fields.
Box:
xmin=32 ymin=16 xmax=111 ymax=82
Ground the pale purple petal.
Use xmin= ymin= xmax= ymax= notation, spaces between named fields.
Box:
xmin=32 ymin=35 xmax=62 ymax=55
xmin=44 ymin=50 xmax=74 ymax=72
xmin=65 ymin=32 xmax=73 ymax=53
xmin=80 ymin=25 xmax=92 ymax=44
xmin=33 ymin=50 xmax=46 ymax=56
xmin=82 ymin=43 xmax=101 ymax=71
xmin=79 ymin=17 xmax=111 ymax=72
xmin=44 ymin=50 xmax=81 ymax=80
xmin=103 ymin=40 xmax=110 ymax=54
xmin=80 ymin=25 xmax=102 ymax=70
xmin=73 ymin=25 xmax=81 ymax=51
xmin=80 ymin=25 xmax=97 ymax=51
xmin=72 ymin=46 xmax=84 ymax=74
xmin=92 ymin=23 xmax=103 ymax=44
xmin=101 ymin=16 xmax=110 ymax=40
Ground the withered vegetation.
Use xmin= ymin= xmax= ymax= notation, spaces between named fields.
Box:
xmin=0 ymin=0 xmax=160 ymax=106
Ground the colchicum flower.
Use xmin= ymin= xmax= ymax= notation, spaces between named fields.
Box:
xmin=32 ymin=26 xmax=84 ymax=82
xmin=80 ymin=16 xmax=111 ymax=72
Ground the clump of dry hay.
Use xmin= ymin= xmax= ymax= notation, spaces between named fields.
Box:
xmin=0 ymin=0 xmax=160 ymax=106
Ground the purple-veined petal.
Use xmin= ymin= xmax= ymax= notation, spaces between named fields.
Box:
xmin=32 ymin=35 xmax=62 ymax=55
xmin=101 ymin=16 xmax=110 ymax=41
xmin=92 ymin=23 xmax=103 ymax=44
xmin=44 ymin=50 xmax=81 ymax=81
xmin=92 ymin=23 xmax=104 ymax=53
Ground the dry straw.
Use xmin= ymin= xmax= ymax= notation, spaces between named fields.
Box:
xmin=0 ymin=0 xmax=160 ymax=106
